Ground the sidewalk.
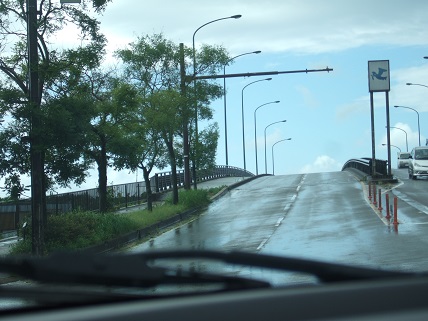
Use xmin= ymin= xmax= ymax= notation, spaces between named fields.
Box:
xmin=0 ymin=234 xmax=18 ymax=257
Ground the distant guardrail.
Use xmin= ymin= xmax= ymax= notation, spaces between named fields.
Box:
xmin=342 ymin=158 xmax=388 ymax=177
xmin=0 ymin=165 xmax=254 ymax=231
xmin=154 ymin=165 xmax=254 ymax=192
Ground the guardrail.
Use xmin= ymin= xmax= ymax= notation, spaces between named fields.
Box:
xmin=341 ymin=158 xmax=388 ymax=177
xmin=154 ymin=165 xmax=254 ymax=192
xmin=0 ymin=165 xmax=254 ymax=231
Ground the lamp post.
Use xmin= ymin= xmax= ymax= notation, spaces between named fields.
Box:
xmin=388 ymin=126 xmax=408 ymax=152
xmin=241 ymin=78 xmax=272 ymax=170
xmin=254 ymin=101 xmax=280 ymax=175
xmin=192 ymin=14 xmax=241 ymax=187
xmin=223 ymin=50 xmax=261 ymax=167
xmin=264 ymin=120 xmax=287 ymax=174
xmin=406 ymin=82 xmax=428 ymax=89
xmin=272 ymin=138 xmax=291 ymax=175
xmin=394 ymin=105 xmax=421 ymax=146
xmin=383 ymin=143 xmax=401 ymax=153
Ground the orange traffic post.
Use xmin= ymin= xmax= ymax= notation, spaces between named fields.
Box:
xmin=378 ymin=188 xmax=382 ymax=212
xmin=385 ymin=193 xmax=391 ymax=220
xmin=368 ymin=182 xmax=372 ymax=201
xmin=393 ymin=196 xmax=398 ymax=225
xmin=372 ymin=183 xmax=377 ymax=206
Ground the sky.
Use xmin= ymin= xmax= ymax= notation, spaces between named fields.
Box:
xmin=16 ymin=0 xmax=428 ymax=194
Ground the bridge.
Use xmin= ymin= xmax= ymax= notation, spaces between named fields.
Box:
xmin=341 ymin=158 xmax=394 ymax=182
xmin=0 ymin=165 xmax=254 ymax=232
xmin=0 ymin=159 xmax=389 ymax=232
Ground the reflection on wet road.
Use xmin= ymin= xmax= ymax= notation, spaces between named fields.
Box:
xmin=127 ymin=171 xmax=428 ymax=285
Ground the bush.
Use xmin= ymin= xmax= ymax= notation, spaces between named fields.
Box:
xmin=10 ymin=186 xmax=226 ymax=255
xmin=177 ymin=189 xmax=210 ymax=209
xmin=11 ymin=211 xmax=139 ymax=254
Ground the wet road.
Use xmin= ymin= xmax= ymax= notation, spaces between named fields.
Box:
xmin=127 ymin=171 xmax=428 ymax=284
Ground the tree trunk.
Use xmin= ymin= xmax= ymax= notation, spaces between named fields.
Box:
xmin=142 ymin=167 xmax=153 ymax=211
xmin=165 ymin=140 xmax=178 ymax=205
xmin=98 ymin=140 xmax=109 ymax=213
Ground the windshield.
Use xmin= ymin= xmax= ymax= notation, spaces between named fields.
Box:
xmin=415 ymin=149 xmax=428 ymax=160
xmin=0 ymin=0 xmax=428 ymax=313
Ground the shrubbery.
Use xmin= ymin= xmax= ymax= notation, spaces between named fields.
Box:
xmin=10 ymin=187 xmax=225 ymax=255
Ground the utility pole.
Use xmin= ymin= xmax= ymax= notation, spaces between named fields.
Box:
xmin=27 ymin=0 xmax=45 ymax=255
xmin=180 ymin=43 xmax=191 ymax=190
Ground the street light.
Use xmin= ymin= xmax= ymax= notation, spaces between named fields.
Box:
xmin=383 ymin=143 xmax=401 ymax=153
xmin=241 ymin=78 xmax=272 ymax=170
xmin=192 ymin=14 xmax=242 ymax=187
xmin=394 ymin=105 xmax=421 ymax=146
xmin=387 ymin=126 xmax=408 ymax=152
xmin=272 ymin=138 xmax=292 ymax=175
xmin=223 ymin=50 xmax=261 ymax=166
xmin=254 ymin=101 xmax=280 ymax=175
xmin=406 ymin=82 xmax=428 ymax=89
xmin=264 ymin=120 xmax=287 ymax=174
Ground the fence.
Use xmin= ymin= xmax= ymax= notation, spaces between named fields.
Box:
xmin=0 ymin=165 xmax=254 ymax=231
xmin=341 ymin=158 xmax=388 ymax=177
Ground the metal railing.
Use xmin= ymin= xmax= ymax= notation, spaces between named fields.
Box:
xmin=0 ymin=165 xmax=254 ymax=231
xmin=342 ymin=158 xmax=388 ymax=177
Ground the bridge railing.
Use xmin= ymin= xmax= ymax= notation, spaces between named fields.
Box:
xmin=153 ymin=165 xmax=254 ymax=192
xmin=342 ymin=158 xmax=388 ymax=177
xmin=0 ymin=166 xmax=254 ymax=231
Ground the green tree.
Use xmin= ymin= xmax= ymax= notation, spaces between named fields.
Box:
xmin=111 ymin=93 xmax=169 ymax=211
xmin=80 ymin=71 xmax=140 ymax=212
xmin=115 ymin=33 xmax=228 ymax=203
xmin=0 ymin=0 xmax=110 ymax=189
xmin=0 ymin=0 xmax=111 ymax=252
xmin=115 ymin=34 xmax=183 ymax=204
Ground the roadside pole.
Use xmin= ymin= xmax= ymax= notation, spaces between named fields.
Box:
xmin=368 ymin=60 xmax=391 ymax=179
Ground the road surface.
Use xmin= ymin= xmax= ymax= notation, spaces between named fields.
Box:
xmin=126 ymin=171 xmax=428 ymax=285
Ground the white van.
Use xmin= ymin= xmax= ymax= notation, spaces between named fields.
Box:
xmin=397 ymin=152 xmax=410 ymax=168
xmin=408 ymin=146 xmax=428 ymax=179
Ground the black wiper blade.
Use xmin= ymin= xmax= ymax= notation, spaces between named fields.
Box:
xmin=0 ymin=250 xmax=415 ymax=289
xmin=137 ymin=250 xmax=417 ymax=282
xmin=0 ymin=251 xmax=270 ymax=290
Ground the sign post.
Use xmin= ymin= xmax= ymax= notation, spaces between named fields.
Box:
xmin=368 ymin=60 xmax=391 ymax=178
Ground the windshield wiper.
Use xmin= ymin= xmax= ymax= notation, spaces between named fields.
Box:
xmin=0 ymin=250 xmax=415 ymax=288
xmin=0 ymin=250 xmax=419 ymax=306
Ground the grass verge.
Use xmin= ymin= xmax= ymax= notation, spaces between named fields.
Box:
xmin=10 ymin=186 xmax=226 ymax=255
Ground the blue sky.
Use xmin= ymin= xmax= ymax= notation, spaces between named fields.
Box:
xmin=40 ymin=1 xmax=428 ymax=191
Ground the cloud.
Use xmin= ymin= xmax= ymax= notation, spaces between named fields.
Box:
xmin=299 ymin=155 xmax=343 ymax=173
xmin=96 ymin=0 xmax=428 ymax=59
xmin=379 ymin=122 xmax=423 ymax=152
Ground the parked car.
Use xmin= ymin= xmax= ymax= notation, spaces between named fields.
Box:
xmin=397 ymin=152 xmax=410 ymax=168
xmin=408 ymin=146 xmax=428 ymax=179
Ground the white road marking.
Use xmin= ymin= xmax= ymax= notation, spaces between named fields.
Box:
xmin=392 ymin=190 xmax=428 ymax=215
xmin=257 ymin=238 xmax=269 ymax=251
xmin=258 ymin=174 xmax=307 ymax=251
xmin=275 ymin=217 xmax=284 ymax=227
